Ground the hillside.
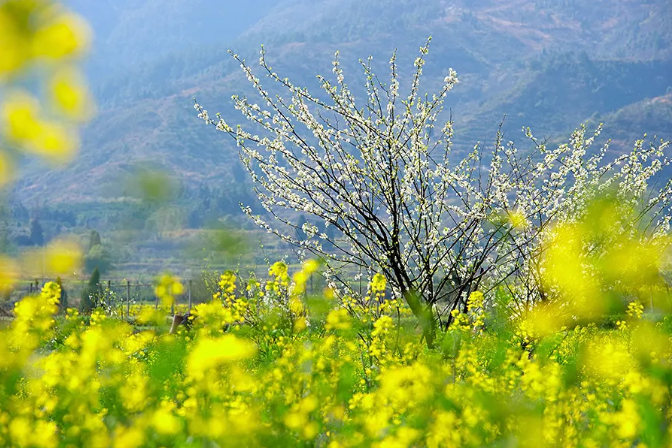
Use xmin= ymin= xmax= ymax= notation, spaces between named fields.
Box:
xmin=14 ymin=0 xmax=672 ymax=206
xmin=62 ymin=0 xmax=280 ymax=78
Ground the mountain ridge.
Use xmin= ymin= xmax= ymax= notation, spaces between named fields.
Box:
xmin=14 ymin=0 xmax=672 ymax=204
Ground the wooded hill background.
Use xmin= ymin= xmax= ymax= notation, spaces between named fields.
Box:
xmin=3 ymin=0 xmax=671 ymax=276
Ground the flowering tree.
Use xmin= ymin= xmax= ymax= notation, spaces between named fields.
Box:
xmin=195 ymin=39 xmax=672 ymax=346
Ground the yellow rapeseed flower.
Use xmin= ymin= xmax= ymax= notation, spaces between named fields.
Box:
xmin=1 ymin=91 xmax=43 ymax=141
xmin=49 ymin=66 xmax=93 ymax=120
xmin=370 ymin=273 xmax=386 ymax=294
xmin=626 ymin=300 xmax=644 ymax=319
xmin=1 ymin=92 xmax=79 ymax=161
xmin=0 ymin=4 xmax=30 ymax=75
xmin=269 ymin=261 xmax=288 ymax=279
xmin=112 ymin=425 xmax=144 ymax=448
xmin=187 ymin=335 xmax=256 ymax=379
xmin=151 ymin=403 xmax=181 ymax=435
xmin=32 ymin=12 xmax=91 ymax=59
xmin=325 ymin=308 xmax=352 ymax=331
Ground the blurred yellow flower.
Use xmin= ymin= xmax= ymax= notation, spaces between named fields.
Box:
xmin=32 ymin=12 xmax=91 ymax=59
xmin=1 ymin=91 xmax=43 ymax=141
xmin=49 ymin=66 xmax=94 ymax=120
xmin=0 ymin=0 xmax=93 ymax=176
xmin=293 ymin=316 xmax=307 ymax=332
xmin=0 ymin=255 xmax=19 ymax=291
xmin=325 ymin=308 xmax=352 ymax=331
xmin=187 ymin=335 xmax=256 ymax=379
xmin=582 ymin=336 xmax=632 ymax=382
xmin=112 ymin=425 xmax=144 ymax=448
xmin=0 ymin=4 xmax=30 ymax=75
xmin=1 ymin=91 xmax=79 ymax=162
xmin=44 ymin=238 xmax=82 ymax=275
xmin=303 ymin=258 xmax=320 ymax=274
xmin=154 ymin=274 xmax=184 ymax=307
xmin=31 ymin=121 xmax=79 ymax=161
xmin=151 ymin=404 xmax=181 ymax=435
xmin=289 ymin=296 xmax=304 ymax=314
xmin=20 ymin=239 xmax=82 ymax=278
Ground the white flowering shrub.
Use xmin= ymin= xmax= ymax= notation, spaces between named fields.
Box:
xmin=195 ymin=39 xmax=672 ymax=346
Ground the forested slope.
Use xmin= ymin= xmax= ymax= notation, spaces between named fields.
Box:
xmin=15 ymin=0 xmax=672 ymax=205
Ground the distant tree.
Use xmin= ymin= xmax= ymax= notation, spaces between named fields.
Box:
xmin=56 ymin=276 xmax=68 ymax=313
xmin=89 ymin=230 xmax=101 ymax=250
xmin=85 ymin=245 xmax=112 ymax=274
xmin=187 ymin=208 xmax=204 ymax=229
xmin=29 ymin=219 xmax=44 ymax=246
xmin=0 ymin=221 xmax=10 ymax=252
xmin=89 ymin=267 xmax=100 ymax=289
xmin=14 ymin=235 xmax=34 ymax=247
xmin=80 ymin=267 xmax=100 ymax=313
xmin=12 ymin=203 xmax=29 ymax=221
xmin=198 ymin=185 xmax=212 ymax=208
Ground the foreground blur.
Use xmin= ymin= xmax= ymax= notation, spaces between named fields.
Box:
xmin=1 ymin=199 xmax=671 ymax=448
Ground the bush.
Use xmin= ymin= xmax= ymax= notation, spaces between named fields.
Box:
xmin=79 ymin=267 xmax=101 ymax=313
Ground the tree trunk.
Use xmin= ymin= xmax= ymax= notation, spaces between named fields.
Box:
xmin=402 ymin=289 xmax=437 ymax=349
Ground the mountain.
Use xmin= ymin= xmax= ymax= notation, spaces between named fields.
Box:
xmin=63 ymin=0 xmax=281 ymax=78
xmin=14 ymin=0 xmax=672 ymax=205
